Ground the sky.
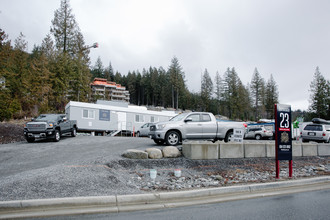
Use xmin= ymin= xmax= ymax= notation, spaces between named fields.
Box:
xmin=1 ymin=0 xmax=330 ymax=111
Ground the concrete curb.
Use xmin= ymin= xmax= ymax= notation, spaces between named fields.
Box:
xmin=0 ymin=176 xmax=329 ymax=219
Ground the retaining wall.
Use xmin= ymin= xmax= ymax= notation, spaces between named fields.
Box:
xmin=182 ymin=141 xmax=329 ymax=160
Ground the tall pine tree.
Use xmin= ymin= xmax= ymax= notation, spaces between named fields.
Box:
xmin=250 ymin=68 xmax=265 ymax=121
xmin=201 ymin=68 xmax=213 ymax=111
xmin=308 ymin=67 xmax=330 ymax=119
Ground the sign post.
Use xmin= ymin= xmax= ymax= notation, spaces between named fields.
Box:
xmin=274 ymin=104 xmax=293 ymax=179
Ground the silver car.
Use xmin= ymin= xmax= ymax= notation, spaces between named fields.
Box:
xmin=135 ymin=123 xmax=153 ymax=137
xmin=244 ymin=127 xmax=273 ymax=140
xmin=301 ymin=124 xmax=330 ymax=143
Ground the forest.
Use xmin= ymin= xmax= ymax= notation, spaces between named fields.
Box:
xmin=1 ymin=0 xmax=329 ymax=122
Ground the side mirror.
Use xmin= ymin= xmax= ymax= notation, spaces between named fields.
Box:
xmin=184 ymin=118 xmax=192 ymax=123
xmin=31 ymin=118 xmax=35 ymax=121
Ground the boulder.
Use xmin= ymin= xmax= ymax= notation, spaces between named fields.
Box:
xmin=145 ymin=148 xmax=163 ymax=159
xmin=162 ymin=146 xmax=181 ymax=158
xmin=122 ymin=149 xmax=148 ymax=159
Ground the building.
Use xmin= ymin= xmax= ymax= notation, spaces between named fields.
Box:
xmin=91 ymin=78 xmax=130 ymax=102
xmin=65 ymin=100 xmax=177 ymax=135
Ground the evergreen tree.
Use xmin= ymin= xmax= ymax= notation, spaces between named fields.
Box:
xmin=0 ymin=29 xmax=13 ymax=121
xmin=201 ymin=68 xmax=213 ymax=111
xmin=114 ymin=71 xmax=122 ymax=85
xmin=264 ymin=74 xmax=279 ymax=118
xmin=51 ymin=0 xmax=79 ymax=54
xmin=28 ymin=46 xmax=53 ymax=114
xmin=50 ymin=0 xmax=91 ymax=106
xmin=250 ymin=68 xmax=265 ymax=120
xmin=11 ymin=32 xmax=29 ymax=115
xmin=214 ymin=71 xmax=225 ymax=114
xmin=308 ymin=67 xmax=330 ymax=119
xmin=158 ymin=67 xmax=170 ymax=107
xmin=41 ymin=34 xmax=56 ymax=61
xmin=104 ymin=62 xmax=114 ymax=81
xmin=91 ymin=56 xmax=104 ymax=79
xmin=168 ymin=56 xmax=185 ymax=109
xmin=126 ymin=71 xmax=137 ymax=104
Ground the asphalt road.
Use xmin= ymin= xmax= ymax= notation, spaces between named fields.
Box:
xmin=27 ymin=188 xmax=330 ymax=220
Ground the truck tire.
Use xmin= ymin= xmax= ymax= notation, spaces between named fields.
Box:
xmin=27 ymin=137 xmax=35 ymax=143
xmin=71 ymin=127 xmax=77 ymax=137
xmin=54 ymin=130 xmax=61 ymax=142
xmin=165 ymin=131 xmax=180 ymax=146
xmin=255 ymin=134 xmax=261 ymax=140
xmin=224 ymin=131 xmax=233 ymax=143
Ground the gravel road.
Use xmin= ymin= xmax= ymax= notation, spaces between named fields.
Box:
xmin=0 ymin=135 xmax=329 ymax=201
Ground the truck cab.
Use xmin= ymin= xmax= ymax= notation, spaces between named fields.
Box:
xmin=24 ymin=114 xmax=77 ymax=142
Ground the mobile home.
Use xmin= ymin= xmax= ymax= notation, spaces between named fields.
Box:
xmin=65 ymin=101 xmax=177 ymax=135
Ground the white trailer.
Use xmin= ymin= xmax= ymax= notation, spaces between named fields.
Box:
xmin=65 ymin=101 xmax=176 ymax=135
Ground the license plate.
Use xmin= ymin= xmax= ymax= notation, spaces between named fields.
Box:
xmin=308 ymin=132 xmax=316 ymax=136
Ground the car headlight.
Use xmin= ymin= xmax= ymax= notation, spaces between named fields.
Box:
xmin=156 ymin=124 xmax=166 ymax=130
xmin=48 ymin=123 xmax=54 ymax=128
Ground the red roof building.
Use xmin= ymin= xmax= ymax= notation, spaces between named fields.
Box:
xmin=91 ymin=78 xmax=130 ymax=102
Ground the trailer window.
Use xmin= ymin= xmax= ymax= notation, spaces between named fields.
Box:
xmin=83 ymin=109 xmax=95 ymax=119
xmin=135 ymin=114 xmax=144 ymax=122
xmin=150 ymin=116 xmax=159 ymax=123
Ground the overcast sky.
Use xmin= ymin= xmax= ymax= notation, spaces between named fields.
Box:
xmin=1 ymin=0 xmax=330 ymax=111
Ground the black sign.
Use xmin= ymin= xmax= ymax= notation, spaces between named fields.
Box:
xmin=99 ymin=109 xmax=110 ymax=121
xmin=275 ymin=104 xmax=292 ymax=160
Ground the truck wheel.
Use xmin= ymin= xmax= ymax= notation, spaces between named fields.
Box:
xmin=224 ymin=131 xmax=233 ymax=143
xmin=165 ymin=131 xmax=180 ymax=146
xmin=27 ymin=137 xmax=35 ymax=143
xmin=71 ymin=127 xmax=77 ymax=137
xmin=255 ymin=134 xmax=261 ymax=140
xmin=54 ymin=130 xmax=61 ymax=142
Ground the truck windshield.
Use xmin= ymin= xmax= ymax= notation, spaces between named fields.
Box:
xmin=169 ymin=113 xmax=189 ymax=122
xmin=35 ymin=115 xmax=59 ymax=121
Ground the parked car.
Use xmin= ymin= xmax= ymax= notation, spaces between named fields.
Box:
xmin=136 ymin=123 xmax=153 ymax=137
xmin=301 ymin=123 xmax=330 ymax=143
xmin=149 ymin=112 xmax=246 ymax=146
xmin=24 ymin=114 xmax=77 ymax=142
xmin=244 ymin=127 xmax=273 ymax=140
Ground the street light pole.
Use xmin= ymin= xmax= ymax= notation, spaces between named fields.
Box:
xmin=77 ymin=42 xmax=98 ymax=102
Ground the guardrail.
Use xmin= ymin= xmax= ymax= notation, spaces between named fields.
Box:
xmin=182 ymin=141 xmax=330 ymax=159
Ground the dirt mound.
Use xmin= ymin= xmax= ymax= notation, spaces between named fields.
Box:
xmin=0 ymin=122 xmax=25 ymax=144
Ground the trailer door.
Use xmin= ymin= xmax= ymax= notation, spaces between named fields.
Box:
xmin=117 ymin=112 xmax=127 ymax=130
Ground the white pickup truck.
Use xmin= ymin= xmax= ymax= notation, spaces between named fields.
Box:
xmin=149 ymin=112 xmax=247 ymax=146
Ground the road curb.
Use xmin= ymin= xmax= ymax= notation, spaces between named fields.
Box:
xmin=0 ymin=176 xmax=329 ymax=219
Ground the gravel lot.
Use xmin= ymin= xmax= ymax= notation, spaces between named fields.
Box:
xmin=0 ymin=135 xmax=329 ymax=201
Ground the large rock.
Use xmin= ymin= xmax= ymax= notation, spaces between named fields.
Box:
xmin=145 ymin=148 xmax=163 ymax=159
xmin=122 ymin=149 xmax=148 ymax=159
xmin=162 ymin=146 xmax=181 ymax=158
